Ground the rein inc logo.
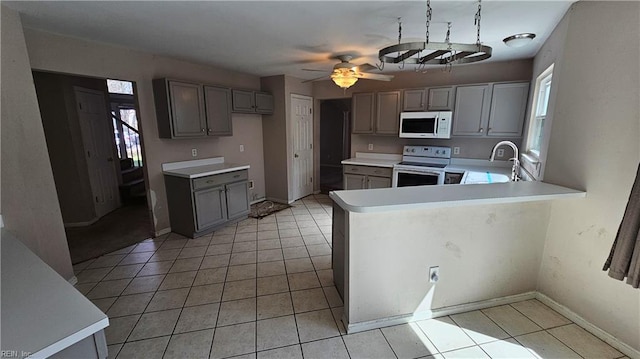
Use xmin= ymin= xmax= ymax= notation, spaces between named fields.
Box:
xmin=1 ymin=350 xmax=32 ymax=358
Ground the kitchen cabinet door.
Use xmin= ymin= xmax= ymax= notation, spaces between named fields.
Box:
xmin=352 ymin=93 xmax=375 ymax=134
xmin=487 ymin=82 xmax=529 ymax=137
xmin=452 ymin=85 xmax=491 ymax=136
xmin=204 ymin=85 xmax=233 ymax=136
xmin=344 ymin=173 xmax=366 ymax=190
xmin=403 ymin=89 xmax=426 ymax=111
xmin=168 ymin=81 xmax=207 ymax=138
xmin=255 ymin=92 xmax=274 ymax=114
xmin=367 ymin=176 xmax=392 ymax=189
xmin=194 ymin=186 xmax=227 ymax=231
xmin=232 ymin=89 xmax=256 ymax=112
xmin=376 ymin=91 xmax=401 ymax=135
xmin=225 ymin=181 xmax=250 ymax=220
xmin=428 ymin=87 xmax=455 ymax=111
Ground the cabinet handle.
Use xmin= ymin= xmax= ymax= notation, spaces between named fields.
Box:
xmin=207 ymin=128 xmax=212 ymax=133
xmin=201 ymin=128 xmax=205 ymax=132
xmin=479 ymin=127 xmax=484 ymax=133
xmin=488 ymin=127 xmax=492 ymax=133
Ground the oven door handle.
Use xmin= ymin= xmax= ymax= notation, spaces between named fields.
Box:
xmin=395 ymin=168 xmax=443 ymax=177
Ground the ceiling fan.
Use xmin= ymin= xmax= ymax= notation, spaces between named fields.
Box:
xmin=303 ymin=55 xmax=393 ymax=89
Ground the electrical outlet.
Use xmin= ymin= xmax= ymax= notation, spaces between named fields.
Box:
xmin=368 ymin=143 xmax=374 ymax=151
xmin=240 ymin=144 xmax=245 ymax=153
xmin=453 ymin=147 xmax=460 ymax=155
xmin=191 ymin=148 xmax=198 ymax=157
xmin=249 ymin=180 xmax=254 ymax=189
xmin=429 ymin=266 xmax=440 ymax=283
xmin=497 ymin=149 xmax=505 ymax=157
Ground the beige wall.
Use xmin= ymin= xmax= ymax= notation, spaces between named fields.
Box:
xmin=346 ymin=201 xmax=551 ymax=325
xmin=23 ymin=28 xmax=267 ymax=234
xmin=311 ymin=60 xmax=533 ymax=174
xmin=538 ymin=1 xmax=640 ymax=351
xmin=1 ymin=7 xmax=74 ymax=279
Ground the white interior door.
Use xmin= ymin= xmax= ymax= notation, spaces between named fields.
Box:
xmin=75 ymin=87 xmax=121 ymax=218
xmin=291 ymin=94 xmax=314 ymax=200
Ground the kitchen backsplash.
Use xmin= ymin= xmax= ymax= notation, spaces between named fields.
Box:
xmin=351 ymin=134 xmax=522 ymax=161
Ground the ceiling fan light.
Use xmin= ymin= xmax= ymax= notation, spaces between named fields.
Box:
xmin=331 ymin=68 xmax=358 ymax=89
xmin=503 ymin=33 xmax=536 ymax=48
xmin=331 ymin=75 xmax=358 ymax=89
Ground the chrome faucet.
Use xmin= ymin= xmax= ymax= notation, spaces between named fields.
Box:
xmin=490 ymin=140 xmax=521 ymax=181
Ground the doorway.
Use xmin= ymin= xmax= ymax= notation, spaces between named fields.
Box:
xmin=320 ymin=98 xmax=351 ymax=193
xmin=33 ymin=71 xmax=152 ymax=263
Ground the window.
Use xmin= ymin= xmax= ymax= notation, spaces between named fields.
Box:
xmin=527 ymin=66 xmax=553 ymax=157
xmin=107 ymin=79 xmax=134 ymax=95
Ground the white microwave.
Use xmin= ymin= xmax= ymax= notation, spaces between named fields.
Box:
xmin=399 ymin=111 xmax=452 ymax=139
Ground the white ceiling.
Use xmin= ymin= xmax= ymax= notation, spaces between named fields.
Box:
xmin=5 ymin=1 xmax=575 ymax=79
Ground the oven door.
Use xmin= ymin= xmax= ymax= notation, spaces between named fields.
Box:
xmin=392 ymin=168 xmax=445 ymax=187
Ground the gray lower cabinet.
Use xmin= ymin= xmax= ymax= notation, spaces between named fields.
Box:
xmin=343 ymin=165 xmax=392 ymax=190
xmin=165 ymin=170 xmax=250 ymax=238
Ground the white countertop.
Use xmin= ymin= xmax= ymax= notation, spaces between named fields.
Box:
xmin=1 ymin=230 xmax=109 ymax=358
xmin=329 ymin=181 xmax=585 ymax=213
xmin=341 ymin=152 xmax=402 ymax=168
xmin=162 ymin=157 xmax=250 ymax=179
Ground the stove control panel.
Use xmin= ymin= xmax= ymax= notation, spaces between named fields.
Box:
xmin=403 ymin=146 xmax=451 ymax=159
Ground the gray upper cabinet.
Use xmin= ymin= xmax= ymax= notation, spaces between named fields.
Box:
xmin=402 ymin=89 xmax=426 ymax=111
xmin=154 ymin=79 xmax=207 ymax=138
xmin=154 ymin=79 xmax=234 ymax=138
xmin=255 ymin=92 xmax=275 ymax=114
xmin=352 ymin=93 xmax=375 ymax=134
xmin=376 ymin=91 xmax=401 ymax=135
xmin=232 ymin=89 xmax=274 ymax=114
xmin=486 ymin=82 xmax=529 ymax=137
xmin=232 ymin=89 xmax=255 ymax=112
xmin=452 ymin=84 xmax=492 ymax=136
xmin=428 ymin=87 xmax=455 ymax=111
xmin=204 ymin=85 xmax=233 ymax=136
xmin=353 ymin=91 xmax=401 ymax=135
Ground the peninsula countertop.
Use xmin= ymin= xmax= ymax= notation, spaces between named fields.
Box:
xmin=162 ymin=157 xmax=250 ymax=179
xmin=1 ymin=230 xmax=109 ymax=358
xmin=329 ymin=180 xmax=585 ymax=213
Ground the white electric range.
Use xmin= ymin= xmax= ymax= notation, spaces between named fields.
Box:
xmin=392 ymin=145 xmax=452 ymax=187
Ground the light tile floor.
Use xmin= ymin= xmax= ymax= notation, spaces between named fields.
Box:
xmin=73 ymin=194 xmax=628 ymax=359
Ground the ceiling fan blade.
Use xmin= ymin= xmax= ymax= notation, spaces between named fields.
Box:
xmin=357 ymin=72 xmax=394 ymax=81
xmin=302 ymin=75 xmax=330 ymax=83
xmin=302 ymin=68 xmax=329 ymax=72
xmin=355 ymin=63 xmax=377 ymax=72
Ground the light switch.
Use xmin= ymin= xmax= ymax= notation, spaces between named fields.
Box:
xmin=240 ymin=145 xmax=245 ymax=152
xmin=368 ymin=144 xmax=374 ymax=151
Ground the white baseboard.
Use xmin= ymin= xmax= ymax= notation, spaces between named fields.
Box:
xmin=250 ymin=197 xmax=267 ymax=205
xmin=536 ymin=292 xmax=640 ymax=359
xmin=155 ymin=227 xmax=171 ymax=237
xmin=346 ymin=291 xmax=537 ymax=334
xmin=64 ymin=218 xmax=99 ymax=228
xmin=68 ymin=276 xmax=78 ymax=286
xmin=265 ymin=197 xmax=290 ymax=205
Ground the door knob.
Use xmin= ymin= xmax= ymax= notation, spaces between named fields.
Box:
xmin=294 ymin=154 xmax=299 ymax=158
